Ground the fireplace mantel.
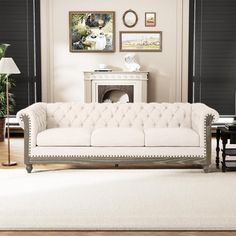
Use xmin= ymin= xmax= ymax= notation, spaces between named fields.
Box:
xmin=84 ymin=71 xmax=149 ymax=103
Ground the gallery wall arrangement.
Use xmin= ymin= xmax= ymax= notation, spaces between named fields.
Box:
xmin=69 ymin=9 xmax=162 ymax=53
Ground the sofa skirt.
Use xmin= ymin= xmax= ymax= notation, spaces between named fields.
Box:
xmin=28 ymin=147 xmax=206 ymax=165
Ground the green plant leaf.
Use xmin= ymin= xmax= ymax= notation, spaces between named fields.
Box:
xmin=0 ymin=44 xmax=15 ymax=117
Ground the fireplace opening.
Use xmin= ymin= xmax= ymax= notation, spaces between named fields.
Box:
xmin=103 ymin=90 xmax=129 ymax=103
xmin=98 ymin=85 xmax=134 ymax=103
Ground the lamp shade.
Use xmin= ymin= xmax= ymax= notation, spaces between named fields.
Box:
xmin=0 ymin=57 xmax=20 ymax=74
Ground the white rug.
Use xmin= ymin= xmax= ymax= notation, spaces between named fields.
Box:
xmin=0 ymin=169 xmax=236 ymax=230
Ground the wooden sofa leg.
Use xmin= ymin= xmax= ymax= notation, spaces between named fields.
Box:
xmin=203 ymin=165 xmax=210 ymax=173
xmin=26 ymin=164 xmax=33 ymax=173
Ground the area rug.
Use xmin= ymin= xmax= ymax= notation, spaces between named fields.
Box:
xmin=0 ymin=169 xmax=236 ymax=230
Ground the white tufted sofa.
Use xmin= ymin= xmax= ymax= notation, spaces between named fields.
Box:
xmin=17 ymin=102 xmax=219 ymax=173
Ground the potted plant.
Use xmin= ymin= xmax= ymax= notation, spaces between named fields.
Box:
xmin=0 ymin=44 xmax=15 ymax=142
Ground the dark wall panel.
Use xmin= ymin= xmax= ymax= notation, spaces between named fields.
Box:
xmin=189 ymin=0 xmax=236 ymax=115
xmin=0 ymin=0 xmax=41 ymax=114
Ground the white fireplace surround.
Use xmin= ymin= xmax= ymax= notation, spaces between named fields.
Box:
xmin=84 ymin=71 xmax=149 ymax=103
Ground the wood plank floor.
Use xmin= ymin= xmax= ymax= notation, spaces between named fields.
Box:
xmin=0 ymin=137 xmax=234 ymax=236
xmin=0 ymin=231 xmax=236 ymax=236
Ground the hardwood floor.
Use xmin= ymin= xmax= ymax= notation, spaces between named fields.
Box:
xmin=0 ymin=231 xmax=236 ymax=236
xmin=0 ymin=137 xmax=72 ymax=170
xmin=0 ymin=137 xmax=234 ymax=235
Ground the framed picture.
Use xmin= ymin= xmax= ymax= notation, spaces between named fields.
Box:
xmin=69 ymin=11 xmax=115 ymax=52
xmin=119 ymin=31 xmax=162 ymax=52
xmin=122 ymin=9 xmax=138 ymax=28
xmin=145 ymin=12 xmax=156 ymax=27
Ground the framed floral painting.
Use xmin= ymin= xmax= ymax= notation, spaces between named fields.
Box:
xmin=69 ymin=11 xmax=115 ymax=52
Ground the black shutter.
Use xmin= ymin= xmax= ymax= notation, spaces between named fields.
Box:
xmin=189 ymin=0 xmax=236 ymax=115
xmin=0 ymin=0 xmax=41 ymax=114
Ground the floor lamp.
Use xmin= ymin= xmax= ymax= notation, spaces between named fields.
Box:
xmin=0 ymin=57 xmax=20 ymax=166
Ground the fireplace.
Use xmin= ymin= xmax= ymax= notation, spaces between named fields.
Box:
xmin=84 ymin=71 xmax=148 ymax=103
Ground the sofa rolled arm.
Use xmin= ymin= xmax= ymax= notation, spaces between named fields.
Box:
xmin=192 ymin=103 xmax=219 ymax=147
xmin=17 ymin=102 xmax=47 ymax=150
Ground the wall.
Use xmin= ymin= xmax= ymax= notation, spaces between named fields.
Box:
xmin=40 ymin=0 xmax=189 ymax=103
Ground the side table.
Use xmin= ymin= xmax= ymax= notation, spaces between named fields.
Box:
xmin=216 ymin=127 xmax=236 ymax=172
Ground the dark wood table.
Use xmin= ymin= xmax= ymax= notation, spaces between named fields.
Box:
xmin=216 ymin=126 xmax=236 ymax=172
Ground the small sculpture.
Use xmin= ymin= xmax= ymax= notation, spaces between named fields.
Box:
xmin=124 ymin=53 xmax=141 ymax=72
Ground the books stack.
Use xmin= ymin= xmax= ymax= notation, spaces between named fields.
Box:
xmin=94 ymin=68 xmax=112 ymax=72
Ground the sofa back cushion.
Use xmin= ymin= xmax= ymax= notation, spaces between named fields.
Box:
xmin=46 ymin=103 xmax=192 ymax=129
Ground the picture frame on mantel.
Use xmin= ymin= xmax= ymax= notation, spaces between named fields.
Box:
xmin=119 ymin=31 xmax=162 ymax=52
xmin=69 ymin=11 xmax=115 ymax=52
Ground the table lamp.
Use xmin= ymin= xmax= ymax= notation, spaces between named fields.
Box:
xmin=0 ymin=57 xmax=20 ymax=166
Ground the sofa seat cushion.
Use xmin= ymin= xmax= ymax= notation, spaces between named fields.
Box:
xmin=144 ymin=128 xmax=199 ymax=147
xmin=91 ymin=128 xmax=144 ymax=147
xmin=37 ymin=128 xmax=92 ymax=146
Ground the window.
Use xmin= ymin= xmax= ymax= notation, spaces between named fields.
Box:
xmin=0 ymin=0 xmax=41 ymax=115
xmin=189 ymin=0 xmax=236 ymax=116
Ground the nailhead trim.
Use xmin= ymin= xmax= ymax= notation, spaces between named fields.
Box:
xmin=30 ymin=154 xmax=205 ymax=159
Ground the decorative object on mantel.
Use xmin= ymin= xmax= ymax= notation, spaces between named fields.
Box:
xmin=120 ymin=31 xmax=162 ymax=52
xmin=69 ymin=11 xmax=115 ymax=52
xmin=145 ymin=12 xmax=156 ymax=27
xmin=94 ymin=64 xmax=112 ymax=72
xmin=84 ymin=71 xmax=148 ymax=103
xmin=122 ymin=9 xmax=138 ymax=28
xmin=124 ymin=53 xmax=140 ymax=72
xmin=0 ymin=57 xmax=20 ymax=166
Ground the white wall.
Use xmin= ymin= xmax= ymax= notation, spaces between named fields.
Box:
xmin=41 ymin=0 xmax=189 ymax=103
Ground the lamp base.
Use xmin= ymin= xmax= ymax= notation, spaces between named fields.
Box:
xmin=2 ymin=161 xmax=17 ymax=166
